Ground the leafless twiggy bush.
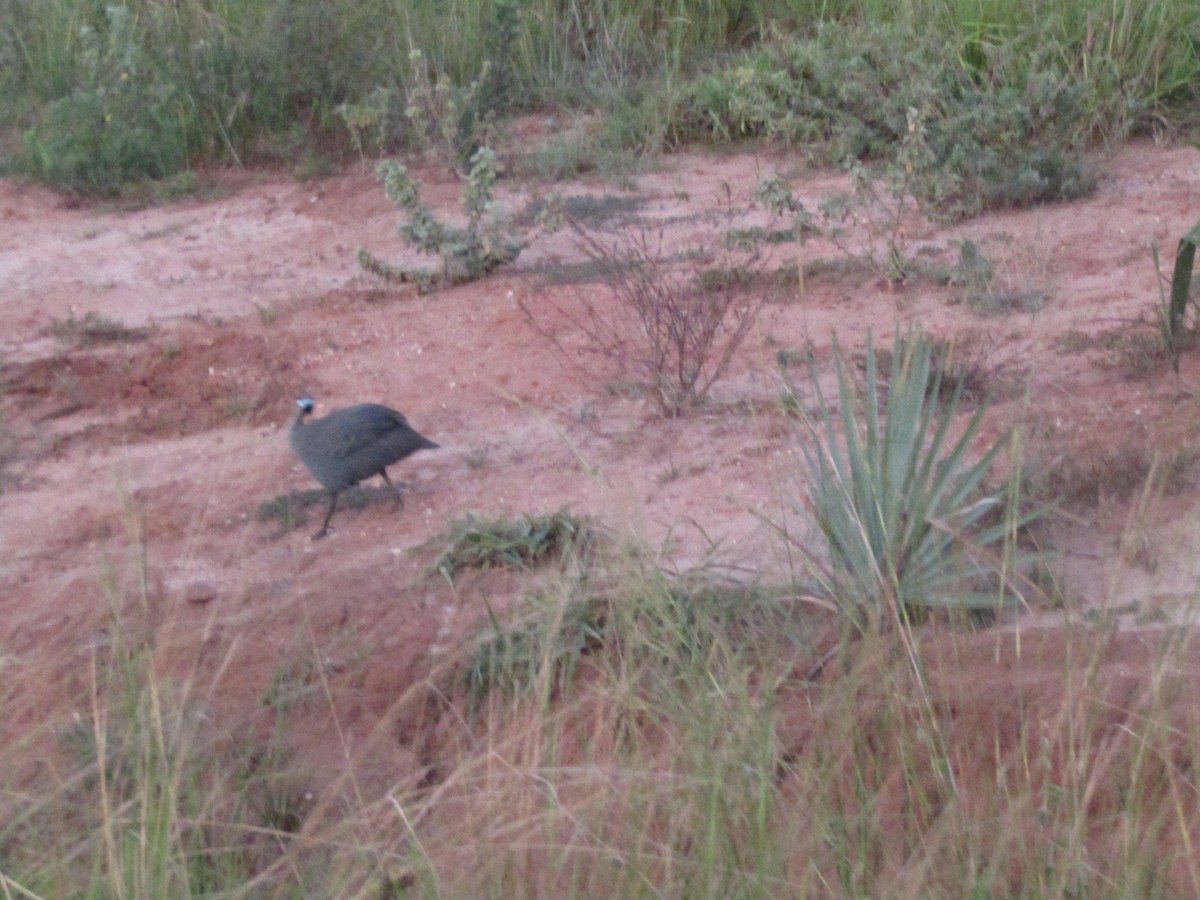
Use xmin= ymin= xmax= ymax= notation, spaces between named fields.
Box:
xmin=523 ymin=223 xmax=765 ymax=415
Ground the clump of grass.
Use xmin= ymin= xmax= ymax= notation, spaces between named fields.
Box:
xmin=1023 ymin=436 xmax=1196 ymax=508
xmin=0 ymin=549 xmax=314 ymax=893
xmin=1096 ymin=328 xmax=1172 ymax=381
xmin=461 ymin=558 xmax=803 ymax=713
xmin=50 ymin=312 xmax=149 ymax=345
xmin=463 ymin=587 xmax=609 ymax=711
xmin=20 ymin=5 xmax=190 ymax=195
xmin=435 ymin=508 xmax=597 ymax=578
xmin=515 ymin=192 xmax=646 ymax=231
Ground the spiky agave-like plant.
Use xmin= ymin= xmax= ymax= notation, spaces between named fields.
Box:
xmin=791 ymin=327 xmax=1020 ymax=632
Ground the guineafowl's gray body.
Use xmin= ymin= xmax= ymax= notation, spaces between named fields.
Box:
xmin=290 ymin=397 xmax=438 ymax=539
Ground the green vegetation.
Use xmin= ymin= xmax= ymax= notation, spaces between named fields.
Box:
xmin=1154 ymin=220 xmax=1200 ymax=372
xmin=435 ymin=508 xmax=596 ymax=578
xmin=358 ymin=148 xmax=526 ymax=290
xmin=677 ymin=22 xmax=1104 ymax=219
xmin=782 ymin=328 xmax=1021 ymax=631
xmin=2 ymin=0 xmax=1196 ymax=194
xmin=8 ymin=517 xmax=1198 ymax=896
xmin=6 ymin=1 xmax=1200 ymax=896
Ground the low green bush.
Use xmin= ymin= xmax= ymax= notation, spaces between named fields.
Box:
xmin=674 ymin=23 xmax=1098 ymax=218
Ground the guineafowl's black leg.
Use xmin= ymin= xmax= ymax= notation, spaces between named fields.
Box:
xmin=313 ymin=490 xmax=339 ymax=540
xmin=379 ymin=469 xmax=404 ymax=509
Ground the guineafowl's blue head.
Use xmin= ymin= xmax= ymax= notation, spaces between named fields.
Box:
xmin=296 ymin=396 xmax=315 ymax=415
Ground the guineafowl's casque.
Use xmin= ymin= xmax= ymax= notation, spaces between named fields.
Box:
xmin=290 ymin=397 xmax=439 ymax=540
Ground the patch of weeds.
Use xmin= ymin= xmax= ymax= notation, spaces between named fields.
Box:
xmin=0 ymin=428 xmax=16 ymax=494
xmin=253 ymin=301 xmax=283 ymax=326
xmin=146 ymin=170 xmax=205 ymax=205
xmin=291 ymin=150 xmax=338 ymax=182
xmin=221 ymin=391 xmax=257 ymax=420
xmin=401 ymin=48 xmax=494 ymax=172
xmin=232 ymin=733 xmax=311 ymax=849
xmin=465 ymin=446 xmax=489 ymax=471
xmin=657 ymin=461 xmax=707 ymax=485
xmin=778 ymin=387 xmax=805 ymax=418
xmin=254 ymin=783 xmax=307 ymax=836
xmin=50 ymin=312 xmax=148 ymax=345
xmin=463 ymin=588 xmax=609 ymax=713
xmin=871 ymin=329 xmax=1013 ymax=406
xmin=945 ymin=238 xmax=994 ymax=301
xmin=603 ymin=378 xmax=646 ymax=399
xmin=258 ymin=490 xmax=321 ymax=536
xmin=1161 ymin=444 xmax=1199 ymax=494
xmin=335 ymin=86 xmax=398 ymax=165
xmin=803 ymin=255 xmax=874 ymax=283
xmin=463 ymin=571 xmax=796 ymax=715
xmin=693 ymin=263 xmax=794 ymax=297
xmin=435 ymin=509 xmax=598 ymax=580
xmin=1024 ymin=441 xmax=1156 ymax=508
xmin=259 ymin=630 xmax=368 ymax=714
xmin=674 ymin=22 xmax=1097 ymax=219
xmin=1026 ymin=560 xmax=1071 ymax=610
xmin=357 ymin=147 xmax=525 ymax=291
xmin=966 ymin=285 xmax=1047 ymax=318
xmin=534 ymin=257 xmax=627 ymax=287
xmin=1096 ymin=328 xmax=1171 ymax=381
xmin=775 ymin=343 xmax=815 ymax=370
xmin=259 ymin=659 xmax=322 ymax=712
xmin=756 ymin=118 xmax=934 ymax=288
xmin=658 ymin=462 xmax=684 ymax=484
xmin=726 ymin=225 xmax=797 ymax=251
xmin=512 ymin=92 xmax=662 ymax=184
xmin=21 ymin=5 xmax=190 ymax=195
xmin=138 ymin=222 xmax=188 ymax=242
xmin=1053 ymin=329 xmax=1099 ymax=355
xmin=522 ymin=222 xmax=766 ymax=415
xmin=1085 ymin=601 xmax=1143 ymax=628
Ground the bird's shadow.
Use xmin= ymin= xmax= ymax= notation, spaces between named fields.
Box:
xmin=256 ymin=485 xmax=400 ymax=539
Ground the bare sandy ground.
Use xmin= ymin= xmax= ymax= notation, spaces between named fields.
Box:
xmin=2 ymin=139 xmax=1199 ymax=799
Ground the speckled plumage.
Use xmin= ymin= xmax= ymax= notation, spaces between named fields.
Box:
xmin=290 ymin=397 xmax=438 ymax=539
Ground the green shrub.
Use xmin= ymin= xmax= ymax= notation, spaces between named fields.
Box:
xmin=674 ymin=23 xmax=1098 ymax=218
xmin=22 ymin=6 xmax=190 ymax=194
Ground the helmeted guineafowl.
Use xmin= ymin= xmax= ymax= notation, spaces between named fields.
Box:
xmin=290 ymin=397 xmax=439 ymax=540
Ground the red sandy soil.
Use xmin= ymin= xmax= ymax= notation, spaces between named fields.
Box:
xmin=2 ymin=137 xmax=1199 ymax=823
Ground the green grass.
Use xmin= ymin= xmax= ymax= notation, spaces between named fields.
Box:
xmin=2 ymin=0 xmax=1196 ymax=194
xmin=5 ymin=501 xmax=1200 ymax=895
xmin=435 ymin=508 xmax=597 ymax=578
xmin=5 ymin=1 xmax=1200 ymax=894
